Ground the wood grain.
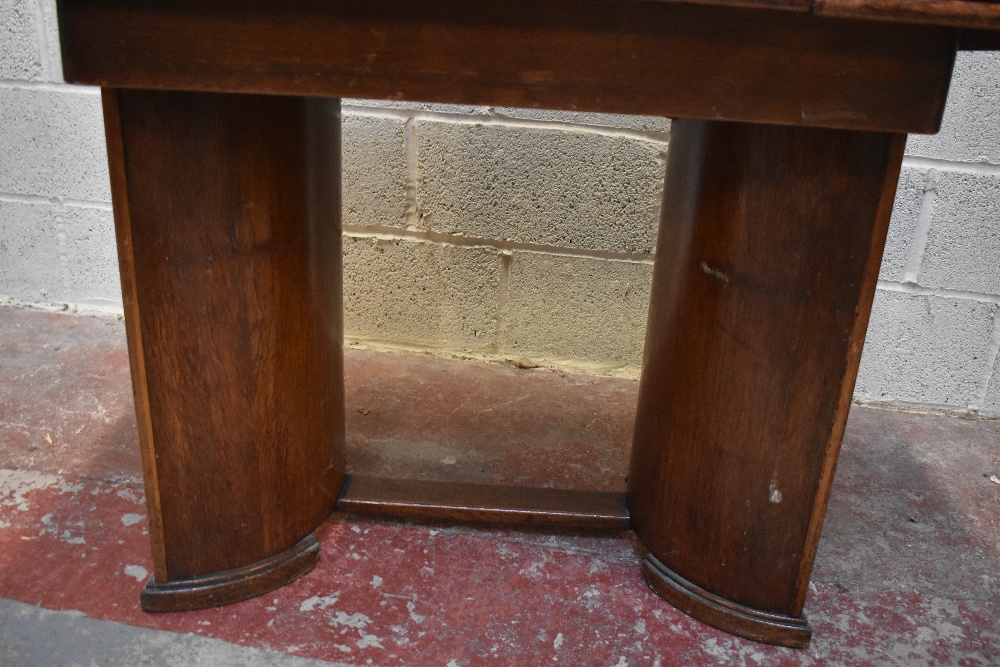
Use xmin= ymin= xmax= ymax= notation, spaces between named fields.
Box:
xmin=109 ymin=89 xmax=345 ymax=583
xmin=816 ymin=0 xmax=1000 ymax=30
xmin=793 ymin=126 xmax=908 ymax=615
xmin=102 ymin=90 xmax=168 ymax=583
xmin=627 ymin=120 xmax=905 ymax=646
xmin=58 ymin=0 xmax=956 ymax=133
xmin=339 ymin=476 xmax=631 ymax=530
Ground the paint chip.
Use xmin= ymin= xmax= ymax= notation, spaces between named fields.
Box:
xmin=406 ymin=600 xmax=426 ymax=624
xmin=989 ymin=475 xmax=1000 ymax=485
xmin=699 ymin=261 xmax=730 ymax=284
xmin=124 ymin=564 xmax=148 ymax=581
xmin=115 ymin=487 xmax=140 ymax=502
xmin=330 ymin=611 xmax=372 ymax=630
xmin=121 ymin=513 xmax=143 ymax=526
xmin=370 ymin=575 xmax=383 ymax=588
xmin=300 ymin=593 xmax=340 ymax=612
xmin=0 ymin=469 xmax=60 ymax=513
xmin=768 ymin=481 xmax=782 ymax=504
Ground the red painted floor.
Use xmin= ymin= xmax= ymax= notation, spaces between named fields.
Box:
xmin=1 ymin=307 xmax=998 ymax=666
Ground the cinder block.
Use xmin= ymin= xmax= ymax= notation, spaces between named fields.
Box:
xmin=0 ymin=201 xmax=60 ymax=301
xmin=342 ymin=112 xmax=409 ymax=229
xmin=0 ymin=0 xmax=43 ymax=80
xmin=502 ymin=252 xmax=652 ymax=370
xmin=58 ymin=205 xmax=121 ymax=306
xmin=0 ymin=87 xmax=109 ymax=202
xmin=855 ymin=289 xmax=998 ymax=408
xmin=0 ymin=201 xmax=119 ymax=306
xmin=343 ymin=236 xmax=501 ymax=352
xmin=917 ymin=170 xmax=1000 ymax=294
xmin=416 ymin=120 xmax=664 ymax=253
xmin=490 ymin=108 xmax=670 ymax=136
xmin=905 ymin=51 xmax=1000 ymax=165
xmin=880 ymin=166 xmax=928 ymax=281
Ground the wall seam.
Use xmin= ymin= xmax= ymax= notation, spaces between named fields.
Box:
xmin=876 ymin=279 xmax=1000 ymax=305
xmin=646 ymin=145 xmax=670 ymax=255
xmin=901 ymin=169 xmax=937 ymax=285
xmin=903 ymin=155 xmax=1000 ymax=175
xmin=493 ymin=251 xmax=513 ymax=354
xmin=343 ymin=336 xmax=643 ymax=380
xmin=400 ymin=117 xmax=424 ymax=230
xmin=342 ymin=225 xmax=655 ymax=264
xmin=0 ymin=79 xmax=98 ymax=93
xmin=29 ymin=0 xmax=53 ymax=81
xmin=343 ymin=104 xmax=670 ymax=145
xmin=0 ymin=192 xmax=112 ymax=210
xmin=53 ymin=210 xmax=71 ymax=293
xmin=851 ymin=396 xmax=997 ymax=420
xmin=0 ymin=297 xmax=120 ymax=317
xmin=969 ymin=307 xmax=1000 ymax=412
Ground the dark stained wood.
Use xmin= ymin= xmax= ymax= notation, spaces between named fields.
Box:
xmin=141 ymin=535 xmax=321 ymax=612
xmin=959 ymin=26 xmax=1000 ymax=47
xmin=339 ymin=476 xmax=631 ymax=530
xmin=792 ymin=127 xmax=907 ymax=618
xmin=649 ymin=0 xmax=1000 ymax=29
xmin=627 ymin=120 xmax=906 ymax=647
xmin=644 ymin=0 xmax=811 ymax=11
xmin=643 ymin=555 xmax=811 ymax=648
xmin=106 ymin=88 xmax=345 ymax=586
xmin=816 ymin=0 xmax=1000 ymax=30
xmin=58 ymin=0 xmax=957 ymax=133
xmin=102 ymin=90 xmax=168 ymax=584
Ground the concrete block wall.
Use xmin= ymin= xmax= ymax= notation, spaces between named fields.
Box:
xmin=857 ymin=53 xmax=1000 ymax=415
xmin=2 ymin=1 xmax=999 ymax=415
xmin=339 ymin=106 xmax=666 ymax=377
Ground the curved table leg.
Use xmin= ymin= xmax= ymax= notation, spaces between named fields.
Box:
xmin=103 ymin=89 xmax=345 ymax=611
xmin=628 ymin=120 xmax=906 ymax=647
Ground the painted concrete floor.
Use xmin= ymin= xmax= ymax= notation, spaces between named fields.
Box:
xmin=0 ymin=306 xmax=997 ymax=666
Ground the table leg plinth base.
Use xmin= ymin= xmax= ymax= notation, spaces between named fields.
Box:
xmin=140 ymin=535 xmax=320 ymax=613
xmin=643 ymin=555 xmax=812 ymax=648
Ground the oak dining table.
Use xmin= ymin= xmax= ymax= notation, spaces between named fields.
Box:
xmin=55 ymin=0 xmax=1000 ymax=648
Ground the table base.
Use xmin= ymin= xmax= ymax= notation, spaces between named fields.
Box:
xmin=105 ymin=89 xmax=903 ymax=648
